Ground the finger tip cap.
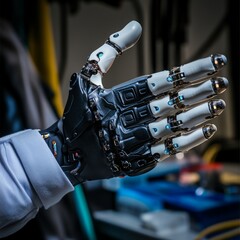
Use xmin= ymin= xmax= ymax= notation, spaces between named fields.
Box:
xmin=203 ymin=124 xmax=217 ymax=139
xmin=220 ymin=77 xmax=229 ymax=89
xmin=129 ymin=20 xmax=142 ymax=32
xmin=213 ymin=77 xmax=229 ymax=94
xmin=212 ymin=54 xmax=227 ymax=69
xmin=110 ymin=20 xmax=142 ymax=52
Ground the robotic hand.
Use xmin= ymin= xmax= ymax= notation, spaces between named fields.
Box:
xmin=41 ymin=21 xmax=228 ymax=186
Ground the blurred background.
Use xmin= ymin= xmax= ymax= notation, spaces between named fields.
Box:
xmin=0 ymin=0 xmax=239 ymax=239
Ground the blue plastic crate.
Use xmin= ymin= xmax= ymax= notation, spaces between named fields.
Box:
xmin=116 ymin=181 xmax=240 ymax=230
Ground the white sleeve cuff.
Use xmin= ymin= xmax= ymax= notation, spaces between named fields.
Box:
xmin=11 ymin=129 xmax=74 ymax=209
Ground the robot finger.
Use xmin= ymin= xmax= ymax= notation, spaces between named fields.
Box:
xmin=150 ymin=124 xmax=217 ymax=161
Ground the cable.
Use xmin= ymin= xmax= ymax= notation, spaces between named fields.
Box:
xmin=194 ymin=219 xmax=240 ymax=240
xmin=209 ymin=227 xmax=240 ymax=240
xmin=202 ymin=143 xmax=221 ymax=163
xmin=74 ymin=185 xmax=97 ymax=240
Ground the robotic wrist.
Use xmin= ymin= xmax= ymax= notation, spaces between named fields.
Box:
xmin=40 ymin=121 xmax=86 ymax=186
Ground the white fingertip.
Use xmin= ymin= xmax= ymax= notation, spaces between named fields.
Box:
xmin=109 ymin=20 xmax=142 ymax=52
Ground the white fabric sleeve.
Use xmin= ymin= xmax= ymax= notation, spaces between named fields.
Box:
xmin=0 ymin=129 xmax=74 ymax=237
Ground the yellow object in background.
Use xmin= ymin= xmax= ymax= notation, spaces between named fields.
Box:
xmin=28 ymin=0 xmax=63 ymax=117
xmin=28 ymin=3 xmax=97 ymax=239
xmin=202 ymin=143 xmax=221 ymax=163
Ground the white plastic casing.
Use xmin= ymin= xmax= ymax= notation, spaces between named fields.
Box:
xmin=89 ymin=44 xmax=118 ymax=74
xmin=88 ymin=20 xmax=142 ymax=86
xmin=147 ymin=56 xmax=216 ymax=96
xmin=151 ymin=126 xmax=216 ymax=161
xmin=109 ymin=20 xmax=142 ymax=53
